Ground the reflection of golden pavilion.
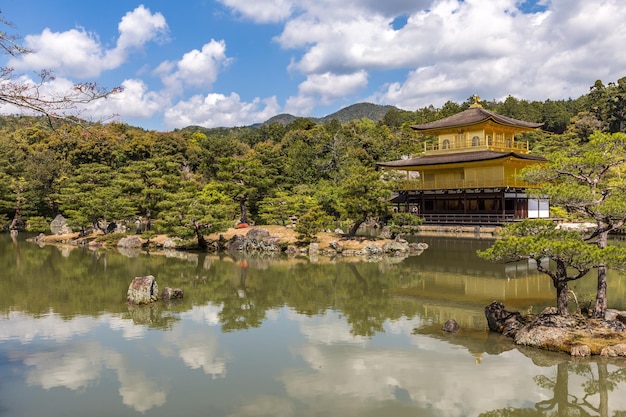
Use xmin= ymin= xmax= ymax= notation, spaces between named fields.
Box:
xmin=397 ymin=269 xmax=555 ymax=331
xmin=378 ymin=98 xmax=549 ymax=224
xmin=395 ymin=238 xmax=557 ymax=331
xmin=399 ymin=265 xmax=555 ymax=304
xmin=394 ymin=265 xmax=556 ymax=331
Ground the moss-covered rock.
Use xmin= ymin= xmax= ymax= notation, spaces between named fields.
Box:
xmin=487 ymin=302 xmax=626 ymax=356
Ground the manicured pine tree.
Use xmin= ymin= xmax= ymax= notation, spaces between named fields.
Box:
xmin=518 ymin=132 xmax=626 ymax=317
xmin=478 ymin=219 xmax=626 ymax=315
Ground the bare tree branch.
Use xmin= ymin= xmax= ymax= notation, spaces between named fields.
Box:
xmin=0 ymin=12 xmax=122 ymax=125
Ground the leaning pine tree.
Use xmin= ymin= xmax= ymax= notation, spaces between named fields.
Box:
xmin=478 ymin=220 xmax=626 ymax=316
xmin=521 ymin=131 xmax=626 ymax=318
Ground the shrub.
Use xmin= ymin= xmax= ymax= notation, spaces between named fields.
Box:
xmin=388 ymin=212 xmax=422 ymax=236
xmin=295 ymin=206 xmax=334 ymax=242
xmin=25 ymin=216 xmax=49 ymax=233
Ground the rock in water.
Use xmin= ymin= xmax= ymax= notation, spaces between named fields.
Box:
xmin=442 ymin=319 xmax=460 ymax=333
xmin=161 ymin=287 xmax=184 ymax=300
xmin=127 ymin=275 xmax=159 ymax=304
xmin=484 ymin=301 xmax=525 ymax=337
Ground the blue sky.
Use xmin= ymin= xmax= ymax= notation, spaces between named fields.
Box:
xmin=1 ymin=0 xmax=624 ymax=130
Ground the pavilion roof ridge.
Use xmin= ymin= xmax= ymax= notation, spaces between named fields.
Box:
xmin=411 ymin=107 xmax=543 ymax=131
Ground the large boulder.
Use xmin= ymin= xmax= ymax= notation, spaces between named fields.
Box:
xmin=329 ymin=241 xmax=344 ymax=253
xmin=118 ymin=236 xmax=143 ymax=248
xmin=571 ymin=345 xmax=591 ymax=357
xmin=382 ymin=240 xmax=409 ymax=255
xmin=514 ymin=312 xmax=579 ymax=349
xmin=604 ymin=309 xmax=626 ymax=324
xmin=379 ymin=226 xmax=393 ymax=239
xmin=286 ymin=245 xmax=300 ymax=257
xmin=163 ymin=238 xmax=181 ymax=249
xmin=600 ymin=344 xmax=626 ymax=357
xmin=225 ymin=228 xmax=282 ymax=253
xmin=50 ymin=214 xmax=72 ymax=235
xmin=246 ymin=227 xmax=270 ymax=242
xmin=484 ymin=301 xmax=525 ymax=337
xmin=127 ymin=275 xmax=159 ymax=305
xmin=409 ymin=242 xmax=429 ymax=255
xmin=363 ymin=244 xmax=383 ymax=257
xmin=260 ymin=236 xmax=282 ymax=252
xmin=227 ymin=234 xmax=246 ymax=251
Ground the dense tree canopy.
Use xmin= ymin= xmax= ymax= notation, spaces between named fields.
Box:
xmin=0 ymin=75 xmax=625 ymax=248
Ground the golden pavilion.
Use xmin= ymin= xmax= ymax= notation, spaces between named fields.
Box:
xmin=377 ymin=99 xmax=549 ymax=224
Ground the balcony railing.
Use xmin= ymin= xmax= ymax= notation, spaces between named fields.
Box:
xmin=419 ymin=213 xmax=517 ymax=225
xmin=396 ymin=178 xmax=532 ymax=191
xmin=424 ymin=137 xmax=528 ymax=154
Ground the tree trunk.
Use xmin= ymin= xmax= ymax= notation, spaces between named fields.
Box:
xmin=192 ymin=220 xmax=208 ymax=251
xmin=239 ymin=198 xmax=248 ymax=224
xmin=593 ymin=231 xmax=609 ymax=318
xmin=347 ymin=216 xmax=366 ymax=237
xmin=554 ymin=260 xmax=569 ymax=316
xmin=146 ymin=208 xmax=152 ymax=231
xmin=593 ymin=264 xmax=608 ymax=318
xmin=556 ymin=279 xmax=569 ymax=316
xmin=9 ymin=214 xmax=19 ymax=231
xmin=196 ymin=234 xmax=208 ymax=251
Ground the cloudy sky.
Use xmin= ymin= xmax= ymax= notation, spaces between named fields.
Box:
xmin=1 ymin=0 xmax=625 ymax=130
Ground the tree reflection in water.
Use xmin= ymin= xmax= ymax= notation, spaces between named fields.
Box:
xmin=479 ymin=360 xmax=626 ymax=417
xmin=4 ymin=235 xmax=626 ymax=416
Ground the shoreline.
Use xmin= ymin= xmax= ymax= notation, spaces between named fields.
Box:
xmin=29 ymin=224 xmax=428 ymax=259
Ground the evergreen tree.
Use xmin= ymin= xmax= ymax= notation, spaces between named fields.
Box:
xmin=339 ymin=165 xmax=392 ymax=237
xmin=478 ymin=220 xmax=624 ymax=315
xmin=522 ymin=131 xmax=626 ymax=317
xmin=56 ymin=163 xmax=136 ymax=234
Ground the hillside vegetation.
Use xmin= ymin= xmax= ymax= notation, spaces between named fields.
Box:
xmin=0 ymin=76 xmax=624 ymax=244
xmin=262 ymin=102 xmax=399 ymax=126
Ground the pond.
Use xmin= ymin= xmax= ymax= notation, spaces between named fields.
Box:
xmin=1 ymin=232 xmax=626 ymax=416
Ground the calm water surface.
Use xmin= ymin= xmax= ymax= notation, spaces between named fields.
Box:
xmin=2 ymin=233 xmax=626 ymax=417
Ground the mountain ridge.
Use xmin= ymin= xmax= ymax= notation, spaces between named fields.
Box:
xmin=260 ymin=102 xmax=399 ymax=126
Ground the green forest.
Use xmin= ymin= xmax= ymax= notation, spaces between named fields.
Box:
xmin=1 ymin=76 xmax=625 ymax=245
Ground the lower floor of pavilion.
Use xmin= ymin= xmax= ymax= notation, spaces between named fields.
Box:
xmin=390 ymin=188 xmax=549 ymax=225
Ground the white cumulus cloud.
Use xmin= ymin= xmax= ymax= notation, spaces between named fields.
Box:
xmin=277 ymin=0 xmax=626 ymax=113
xmin=157 ymin=39 xmax=232 ymax=94
xmin=6 ymin=0 xmax=626 ymax=128
xmin=164 ymin=93 xmax=280 ymax=128
xmin=285 ymin=71 xmax=368 ymax=115
xmin=115 ymin=4 xmax=169 ymax=50
xmin=218 ymin=0 xmax=296 ymax=23
xmin=8 ymin=5 xmax=168 ymax=78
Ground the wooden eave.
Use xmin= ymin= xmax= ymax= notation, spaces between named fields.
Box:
xmin=377 ymin=151 xmax=547 ymax=171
